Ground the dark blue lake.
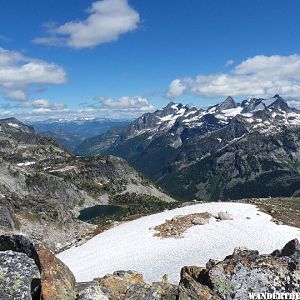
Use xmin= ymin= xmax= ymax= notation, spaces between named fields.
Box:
xmin=78 ymin=205 xmax=122 ymax=221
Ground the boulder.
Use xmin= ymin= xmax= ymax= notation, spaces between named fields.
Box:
xmin=279 ymin=238 xmax=300 ymax=257
xmin=125 ymin=281 xmax=178 ymax=299
xmin=38 ymin=249 xmax=76 ymax=300
xmin=125 ymin=274 xmax=177 ymax=299
xmin=177 ymin=239 xmax=300 ymax=299
xmin=0 ymin=234 xmax=40 ymax=268
xmin=0 ymin=235 xmax=77 ymax=300
xmin=217 ymin=212 xmax=233 ymax=220
xmin=178 ymin=266 xmax=221 ymax=300
xmin=191 ymin=217 xmax=209 ymax=225
xmin=76 ymin=282 xmax=109 ymax=300
xmin=0 ymin=250 xmax=40 ymax=300
xmin=98 ymin=270 xmax=144 ymax=300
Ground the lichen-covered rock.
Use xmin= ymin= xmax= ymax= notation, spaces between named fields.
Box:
xmin=38 ymin=249 xmax=76 ymax=300
xmin=178 ymin=266 xmax=221 ymax=300
xmin=176 ymin=239 xmax=300 ymax=299
xmin=0 ymin=250 xmax=40 ymax=300
xmin=0 ymin=234 xmax=40 ymax=268
xmin=208 ymin=244 xmax=300 ymax=298
xmin=76 ymin=281 xmax=109 ymax=300
xmin=98 ymin=270 xmax=144 ymax=300
xmin=125 ymin=274 xmax=178 ymax=299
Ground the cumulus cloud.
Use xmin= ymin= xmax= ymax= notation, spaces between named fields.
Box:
xmin=166 ymin=54 xmax=300 ymax=102
xmin=166 ymin=79 xmax=188 ymax=99
xmin=0 ymin=96 xmax=155 ymax=121
xmin=99 ymin=96 xmax=154 ymax=110
xmin=33 ymin=0 xmax=140 ymax=49
xmin=0 ymin=47 xmax=67 ymax=101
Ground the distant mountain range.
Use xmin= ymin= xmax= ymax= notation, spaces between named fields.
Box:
xmin=29 ymin=118 xmax=130 ymax=151
xmin=76 ymin=95 xmax=300 ymax=200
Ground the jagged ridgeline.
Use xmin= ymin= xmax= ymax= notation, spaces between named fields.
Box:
xmin=76 ymin=95 xmax=300 ymax=201
xmin=0 ymin=118 xmax=175 ymax=249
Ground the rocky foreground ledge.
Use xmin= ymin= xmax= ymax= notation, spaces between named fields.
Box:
xmin=0 ymin=235 xmax=299 ymax=300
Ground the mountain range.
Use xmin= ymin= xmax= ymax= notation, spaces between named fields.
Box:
xmin=76 ymin=95 xmax=300 ymax=201
xmin=0 ymin=117 xmax=174 ymax=249
xmin=29 ymin=118 xmax=130 ymax=151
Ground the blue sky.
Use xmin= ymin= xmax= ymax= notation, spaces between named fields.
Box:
xmin=1 ymin=0 xmax=300 ymax=120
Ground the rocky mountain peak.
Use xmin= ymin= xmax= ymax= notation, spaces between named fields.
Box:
xmin=218 ymin=96 xmax=237 ymax=111
xmin=0 ymin=117 xmax=34 ymax=134
xmin=268 ymin=94 xmax=289 ymax=111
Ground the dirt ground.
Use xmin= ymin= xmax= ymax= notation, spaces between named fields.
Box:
xmin=240 ymin=197 xmax=300 ymax=228
xmin=153 ymin=212 xmax=212 ymax=238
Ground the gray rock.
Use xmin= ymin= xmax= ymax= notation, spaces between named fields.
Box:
xmin=125 ymin=282 xmax=178 ymax=300
xmin=0 ymin=250 xmax=40 ymax=300
xmin=0 ymin=234 xmax=40 ymax=269
xmin=76 ymin=282 xmax=109 ymax=300
xmin=0 ymin=206 xmax=16 ymax=230
xmin=176 ymin=239 xmax=300 ymax=299
xmin=217 ymin=212 xmax=233 ymax=220
xmin=191 ymin=217 xmax=209 ymax=225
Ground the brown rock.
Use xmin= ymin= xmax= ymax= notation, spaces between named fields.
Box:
xmin=38 ymin=249 xmax=76 ymax=300
xmin=178 ymin=266 xmax=221 ymax=300
xmin=99 ymin=270 xmax=144 ymax=300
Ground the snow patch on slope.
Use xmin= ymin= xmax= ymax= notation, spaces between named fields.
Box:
xmin=58 ymin=203 xmax=300 ymax=284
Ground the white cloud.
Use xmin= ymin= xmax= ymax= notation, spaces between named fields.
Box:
xmin=0 ymin=96 xmax=155 ymax=121
xmin=33 ymin=0 xmax=140 ymax=49
xmin=167 ymin=54 xmax=300 ymax=103
xmin=225 ymin=59 xmax=234 ymax=67
xmin=0 ymin=47 xmax=67 ymax=101
xmin=166 ymin=79 xmax=188 ymax=99
xmin=99 ymin=96 xmax=154 ymax=110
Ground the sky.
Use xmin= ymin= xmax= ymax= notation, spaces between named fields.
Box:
xmin=1 ymin=0 xmax=300 ymax=120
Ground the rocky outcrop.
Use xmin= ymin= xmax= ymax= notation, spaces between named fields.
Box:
xmin=0 ymin=235 xmax=299 ymax=299
xmin=76 ymin=272 xmax=178 ymax=300
xmin=0 ymin=250 xmax=40 ymax=300
xmin=38 ymin=249 xmax=76 ymax=300
xmin=76 ymin=239 xmax=300 ymax=299
xmin=178 ymin=238 xmax=300 ymax=299
xmin=0 ymin=234 xmax=76 ymax=300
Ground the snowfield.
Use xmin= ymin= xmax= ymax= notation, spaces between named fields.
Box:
xmin=58 ymin=202 xmax=300 ymax=284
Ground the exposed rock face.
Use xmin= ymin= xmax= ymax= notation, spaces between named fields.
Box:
xmin=124 ymin=281 xmax=178 ymax=299
xmin=0 ymin=234 xmax=40 ymax=268
xmin=0 ymin=235 xmax=76 ymax=300
xmin=178 ymin=239 xmax=300 ymax=299
xmin=96 ymin=271 xmax=144 ymax=300
xmin=0 ymin=205 xmax=16 ymax=230
xmin=0 ymin=250 xmax=40 ymax=300
xmin=76 ymin=271 xmax=178 ymax=300
xmin=38 ymin=249 xmax=76 ymax=300
xmin=178 ymin=266 xmax=221 ymax=300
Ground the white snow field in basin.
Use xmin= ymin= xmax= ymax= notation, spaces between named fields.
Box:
xmin=58 ymin=202 xmax=300 ymax=283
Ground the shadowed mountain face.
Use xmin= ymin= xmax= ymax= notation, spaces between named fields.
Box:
xmin=76 ymin=95 xmax=300 ymax=201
